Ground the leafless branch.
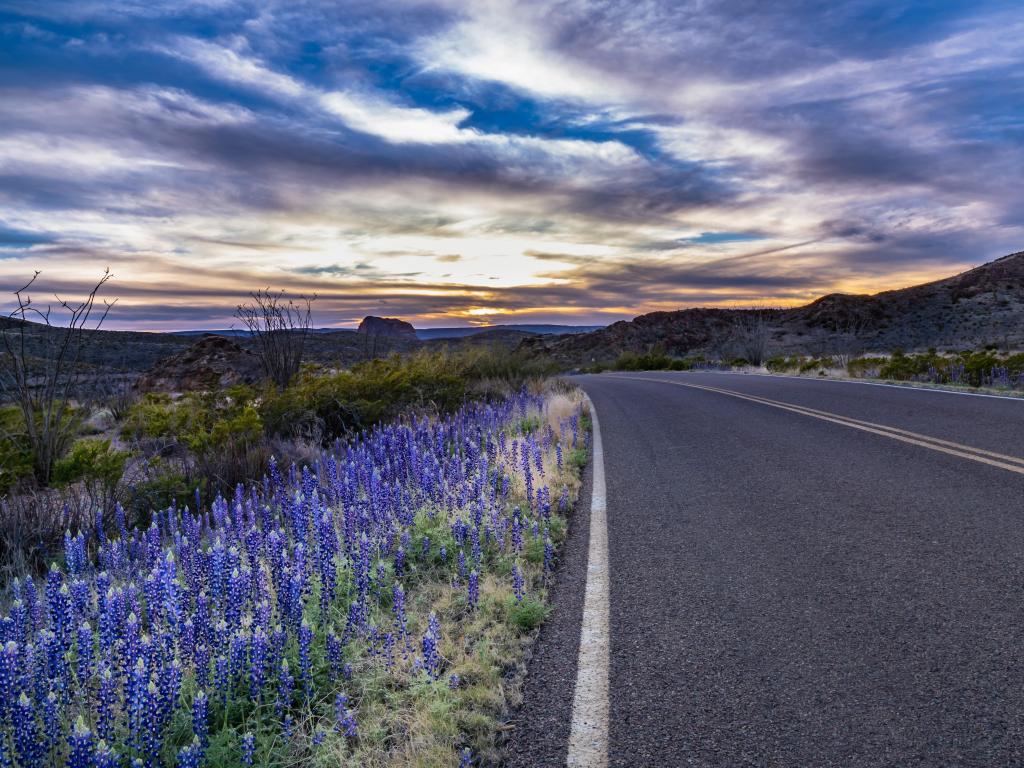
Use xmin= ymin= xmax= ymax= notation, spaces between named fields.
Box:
xmin=235 ymin=289 xmax=316 ymax=388
xmin=1 ymin=270 xmax=114 ymax=485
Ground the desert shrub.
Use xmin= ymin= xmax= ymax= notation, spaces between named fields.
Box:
xmin=121 ymin=392 xmax=183 ymax=443
xmin=766 ymin=356 xmax=801 ymax=372
xmin=851 ymin=350 xmax=1024 ymax=388
xmin=847 ymin=356 xmax=887 ymax=377
xmin=52 ymin=438 xmax=129 ymax=512
xmin=123 ymin=457 xmax=204 ymax=523
xmin=262 ymin=347 xmax=554 ymax=442
xmin=0 ymin=486 xmax=98 ymax=576
xmin=123 ymin=386 xmax=269 ymax=492
xmin=878 ymin=349 xmax=929 ymax=380
xmin=799 ymin=357 xmax=834 ymax=373
xmin=261 ymin=357 xmax=463 ymax=441
xmin=610 ymin=351 xmax=695 ymax=372
xmin=0 ymin=405 xmax=34 ymax=494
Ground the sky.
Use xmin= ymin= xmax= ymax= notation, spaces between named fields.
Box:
xmin=0 ymin=0 xmax=1022 ymax=330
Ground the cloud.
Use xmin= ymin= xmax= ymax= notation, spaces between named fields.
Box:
xmin=0 ymin=0 xmax=1021 ymax=327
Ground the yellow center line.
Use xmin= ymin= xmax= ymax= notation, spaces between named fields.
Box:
xmin=614 ymin=375 xmax=1024 ymax=476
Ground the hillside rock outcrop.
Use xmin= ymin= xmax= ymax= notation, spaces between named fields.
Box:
xmin=357 ymin=315 xmax=417 ymax=339
xmin=137 ymin=335 xmax=263 ymax=392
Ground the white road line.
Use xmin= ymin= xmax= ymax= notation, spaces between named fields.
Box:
xmin=647 ymin=369 xmax=1024 ymax=402
xmin=567 ymin=394 xmax=610 ymax=768
xmin=619 ymin=375 xmax=1024 ymax=477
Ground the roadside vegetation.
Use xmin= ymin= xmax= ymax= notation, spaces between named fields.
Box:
xmin=585 ymin=346 xmax=1024 ymax=393
xmin=0 ymin=275 xmax=587 ymax=768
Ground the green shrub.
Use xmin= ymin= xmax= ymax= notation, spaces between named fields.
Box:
xmin=507 ymin=596 xmax=550 ymax=633
xmin=610 ymin=351 xmax=695 ymax=372
xmin=52 ymin=438 xmax=128 ymax=488
xmin=0 ymin=406 xmax=34 ymax=494
xmin=262 ymin=347 xmax=552 ymax=442
xmin=798 ymin=357 xmax=834 ymax=373
xmin=126 ymin=459 xmax=203 ymax=521
xmin=123 ymin=386 xmax=268 ymax=492
xmin=52 ymin=438 xmax=130 ymax=512
xmin=847 ymin=356 xmax=887 ymax=377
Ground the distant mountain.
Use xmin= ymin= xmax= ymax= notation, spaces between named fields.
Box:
xmin=170 ymin=323 xmax=602 ymax=339
xmin=522 ymin=250 xmax=1024 ymax=365
xmin=415 ymin=324 xmax=603 ymax=340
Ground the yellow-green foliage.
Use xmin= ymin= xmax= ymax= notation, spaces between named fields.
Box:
xmin=0 ymin=405 xmax=33 ymax=493
xmin=52 ymin=438 xmax=129 ymax=490
xmin=124 ymin=386 xmax=262 ymax=456
xmin=122 ymin=386 xmax=268 ymax=491
xmin=262 ymin=347 xmax=558 ymax=442
xmin=260 ymin=352 xmax=467 ymax=440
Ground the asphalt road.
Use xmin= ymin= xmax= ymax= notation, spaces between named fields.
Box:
xmin=506 ymin=371 xmax=1024 ymax=767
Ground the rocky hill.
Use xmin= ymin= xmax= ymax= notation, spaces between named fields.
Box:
xmin=522 ymin=250 xmax=1024 ymax=365
xmin=136 ymin=335 xmax=264 ymax=392
xmin=357 ymin=315 xmax=417 ymax=339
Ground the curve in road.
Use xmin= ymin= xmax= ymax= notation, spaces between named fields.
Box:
xmin=508 ymin=371 xmax=1024 ymax=767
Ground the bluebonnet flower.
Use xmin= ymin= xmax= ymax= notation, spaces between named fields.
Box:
xmin=13 ymin=692 xmax=42 ymax=766
xmin=192 ymin=690 xmax=209 ymax=748
xmin=326 ymin=632 xmax=344 ymax=680
xmin=96 ymin=666 xmax=117 ymax=743
xmin=335 ymin=692 xmax=358 ymax=737
xmin=299 ymin=619 xmax=313 ymax=697
xmin=0 ymin=390 xmax=569 ymax=766
xmin=41 ymin=690 xmax=60 ymax=756
xmin=177 ymin=737 xmax=203 ymax=768
xmin=0 ymin=731 xmax=13 ymax=768
xmin=448 ymin=673 xmax=460 ymax=690
xmin=0 ymin=642 xmax=18 ymax=720
xmin=67 ymin=716 xmax=94 ymax=768
xmin=460 ymin=747 xmax=474 ymax=767
xmin=392 ymin=583 xmax=408 ymax=639
xmin=249 ymin=628 xmax=269 ymax=698
xmin=95 ymin=740 xmax=118 ymax=768
xmin=241 ymin=732 xmax=255 ymax=766
xmin=512 ymin=564 xmax=525 ymax=602
xmin=421 ymin=612 xmax=442 ymax=679
xmin=467 ymin=570 xmax=480 ymax=611
xmin=276 ymin=658 xmax=294 ymax=717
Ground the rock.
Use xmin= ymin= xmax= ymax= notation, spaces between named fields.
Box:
xmin=136 ymin=335 xmax=263 ymax=392
xmin=357 ymin=315 xmax=417 ymax=339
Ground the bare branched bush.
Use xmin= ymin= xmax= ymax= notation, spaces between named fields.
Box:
xmin=0 ymin=486 xmax=94 ymax=577
xmin=0 ymin=270 xmax=115 ymax=485
xmin=829 ymin=318 xmax=867 ymax=368
xmin=732 ymin=310 xmax=773 ymax=366
xmin=235 ymin=289 xmax=315 ymax=388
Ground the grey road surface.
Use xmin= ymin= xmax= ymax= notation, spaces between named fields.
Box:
xmin=506 ymin=371 xmax=1024 ymax=767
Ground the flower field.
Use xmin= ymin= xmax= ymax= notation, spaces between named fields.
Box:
xmin=0 ymin=388 xmax=587 ymax=767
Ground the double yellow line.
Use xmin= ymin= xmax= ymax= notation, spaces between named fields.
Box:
xmin=617 ymin=375 xmax=1024 ymax=476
